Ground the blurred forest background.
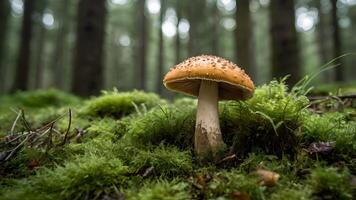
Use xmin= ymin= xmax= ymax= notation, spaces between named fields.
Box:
xmin=0 ymin=0 xmax=355 ymax=97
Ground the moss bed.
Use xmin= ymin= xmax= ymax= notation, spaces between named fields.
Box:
xmin=0 ymin=81 xmax=355 ymax=200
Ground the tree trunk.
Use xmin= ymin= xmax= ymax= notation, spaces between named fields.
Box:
xmin=175 ymin=0 xmax=181 ymax=64
xmin=188 ymin=0 xmax=206 ymax=56
xmin=211 ymin=2 xmax=219 ymax=55
xmin=235 ymin=0 xmax=256 ymax=79
xmin=331 ymin=0 xmax=343 ymax=82
xmin=34 ymin=19 xmax=47 ymax=89
xmin=0 ymin=0 xmax=11 ymax=93
xmin=315 ymin=0 xmax=331 ymax=82
xmin=156 ymin=0 xmax=165 ymax=94
xmin=12 ymin=0 xmax=36 ymax=92
xmin=33 ymin=0 xmax=48 ymax=89
xmin=270 ymin=0 xmax=300 ymax=86
xmin=72 ymin=0 xmax=107 ymax=96
xmin=52 ymin=0 xmax=70 ymax=89
xmin=235 ymin=0 xmax=254 ymax=78
xmin=136 ymin=0 xmax=148 ymax=90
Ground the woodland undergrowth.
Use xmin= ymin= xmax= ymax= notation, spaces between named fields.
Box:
xmin=0 ymin=80 xmax=355 ymax=200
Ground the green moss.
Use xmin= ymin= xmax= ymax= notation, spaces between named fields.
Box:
xmin=124 ymin=105 xmax=195 ymax=149
xmin=308 ymin=167 xmax=353 ymax=200
xmin=1 ymin=155 xmax=132 ymax=200
xmin=0 ymin=81 xmax=355 ymax=200
xmin=270 ymin=187 xmax=312 ymax=200
xmin=202 ymin=170 xmax=266 ymax=200
xmin=80 ymin=90 xmax=166 ymax=118
xmin=220 ymin=80 xmax=309 ymax=157
xmin=126 ymin=145 xmax=193 ymax=177
xmin=303 ymin=112 xmax=356 ymax=159
xmin=126 ymin=180 xmax=190 ymax=200
xmin=0 ymin=89 xmax=80 ymax=111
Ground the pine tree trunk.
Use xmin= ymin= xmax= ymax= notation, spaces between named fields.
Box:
xmin=188 ymin=0 xmax=206 ymax=56
xmin=316 ymin=0 xmax=331 ymax=82
xmin=136 ymin=0 xmax=148 ymax=90
xmin=331 ymin=0 xmax=343 ymax=82
xmin=33 ymin=0 xmax=48 ymax=89
xmin=52 ymin=0 xmax=70 ymax=89
xmin=0 ymin=0 xmax=11 ymax=93
xmin=235 ymin=0 xmax=254 ymax=78
xmin=72 ymin=0 xmax=107 ymax=96
xmin=156 ymin=0 xmax=165 ymax=94
xmin=270 ymin=0 xmax=300 ymax=86
xmin=34 ymin=20 xmax=47 ymax=89
xmin=175 ymin=0 xmax=181 ymax=64
xmin=211 ymin=3 xmax=219 ymax=55
xmin=12 ymin=0 xmax=36 ymax=92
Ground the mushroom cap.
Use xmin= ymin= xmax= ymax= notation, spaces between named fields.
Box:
xmin=163 ymin=55 xmax=255 ymax=100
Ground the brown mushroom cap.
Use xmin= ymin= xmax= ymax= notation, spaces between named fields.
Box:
xmin=163 ymin=55 xmax=255 ymax=100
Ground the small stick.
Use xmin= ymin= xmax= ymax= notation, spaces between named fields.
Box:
xmin=5 ymin=135 xmax=30 ymax=161
xmin=60 ymin=109 xmax=72 ymax=146
xmin=308 ymin=94 xmax=356 ymax=101
xmin=30 ymin=125 xmax=53 ymax=145
xmin=216 ymin=154 xmax=237 ymax=165
xmin=20 ymin=109 xmax=32 ymax=133
xmin=10 ymin=110 xmax=22 ymax=136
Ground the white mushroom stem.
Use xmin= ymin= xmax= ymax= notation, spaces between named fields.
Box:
xmin=195 ymin=80 xmax=225 ymax=158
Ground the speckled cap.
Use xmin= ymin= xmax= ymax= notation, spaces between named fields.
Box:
xmin=163 ymin=55 xmax=255 ymax=100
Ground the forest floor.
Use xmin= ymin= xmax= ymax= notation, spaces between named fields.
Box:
xmin=0 ymin=79 xmax=355 ymax=200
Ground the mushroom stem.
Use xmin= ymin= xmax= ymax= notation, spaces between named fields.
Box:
xmin=195 ymin=80 xmax=225 ymax=158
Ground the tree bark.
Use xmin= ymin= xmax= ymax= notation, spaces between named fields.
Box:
xmin=315 ymin=0 xmax=331 ymax=82
xmin=34 ymin=18 xmax=47 ymax=89
xmin=156 ymin=0 xmax=165 ymax=95
xmin=12 ymin=0 xmax=36 ymax=92
xmin=52 ymin=0 xmax=70 ymax=89
xmin=188 ymin=0 xmax=206 ymax=56
xmin=32 ymin=0 xmax=48 ymax=89
xmin=175 ymin=0 xmax=181 ymax=64
xmin=72 ymin=0 xmax=107 ymax=96
xmin=331 ymin=0 xmax=343 ymax=82
xmin=0 ymin=0 xmax=11 ymax=93
xmin=270 ymin=0 xmax=300 ymax=86
xmin=235 ymin=0 xmax=254 ymax=79
xmin=136 ymin=0 xmax=148 ymax=90
xmin=212 ymin=2 xmax=219 ymax=55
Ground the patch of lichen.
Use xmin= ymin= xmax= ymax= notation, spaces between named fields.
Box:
xmin=0 ymin=81 xmax=355 ymax=200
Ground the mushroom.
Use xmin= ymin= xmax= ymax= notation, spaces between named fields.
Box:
xmin=163 ymin=55 xmax=255 ymax=159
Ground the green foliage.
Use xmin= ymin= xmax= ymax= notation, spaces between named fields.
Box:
xmin=308 ymin=167 xmax=353 ymax=200
xmin=126 ymin=180 xmax=190 ymax=200
xmin=80 ymin=90 xmax=166 ymax=118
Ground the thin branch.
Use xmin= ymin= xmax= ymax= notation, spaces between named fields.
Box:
xmin=60 ymin=109 xmax=72 ymax=146
xmin=308 ymin=94 xmax=356 ymax=101
xmin=10 ymin=110 xmax=22 ymax=135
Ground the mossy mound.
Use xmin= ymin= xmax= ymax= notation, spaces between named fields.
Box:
xmin=0 ymin=82 xmax=355 ymax=199
xmin=0 ymin=89 xmax=81 ymax=111
xmin=80 ymin=90 xmax=166 ymax=118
